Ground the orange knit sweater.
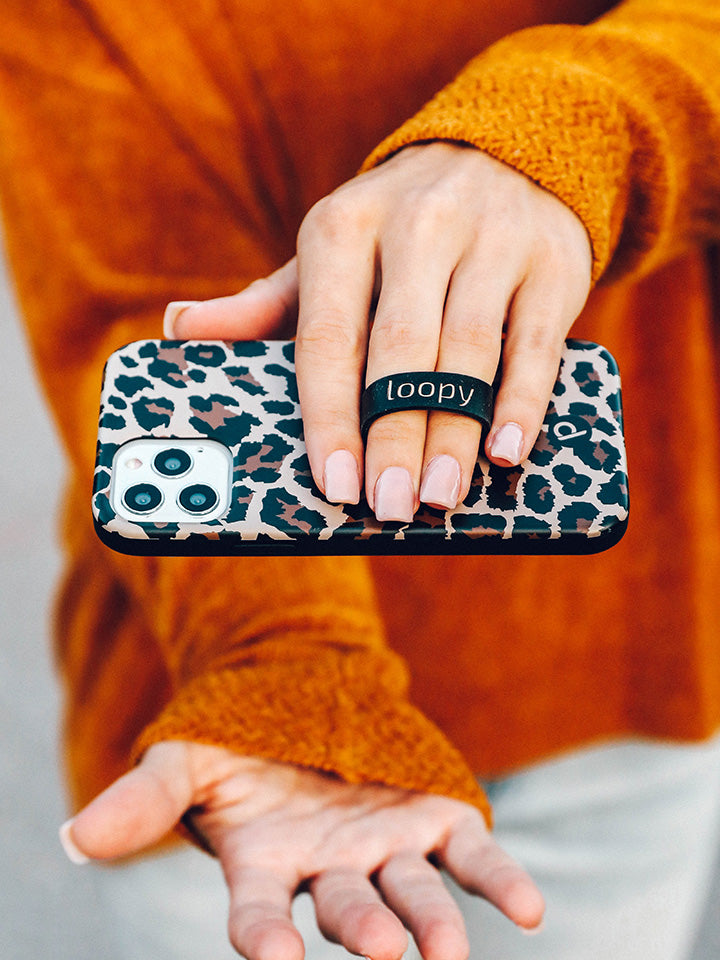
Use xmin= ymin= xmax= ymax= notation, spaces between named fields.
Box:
xmin=1 ymin=0 xmax=719 ymax=827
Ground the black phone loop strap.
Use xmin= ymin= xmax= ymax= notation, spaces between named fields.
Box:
xmin=361 ymin=371 xmax=493 ymax=438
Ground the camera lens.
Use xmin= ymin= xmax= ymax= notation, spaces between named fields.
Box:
xmin=153 ymin=448 xmax=192 ymax=477
xmin=178 ymin=483 xmax=218 ymax=515
xmin=123 ymin=483 xmax=163 ymax=514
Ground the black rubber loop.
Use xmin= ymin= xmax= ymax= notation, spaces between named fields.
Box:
xmin=361 ymin=371 xmax=493 ymax=438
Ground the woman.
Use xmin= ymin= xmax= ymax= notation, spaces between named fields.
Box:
xmin=2 ymin=1 xmax=720 ymax=957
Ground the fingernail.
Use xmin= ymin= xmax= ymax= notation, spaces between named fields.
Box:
xmin=489 ymin=422 xmax=524 ymax=465
xmin=163 ymin=301 xmax=198 ymax=339
xmin=521 ymin=920 xmax=545 ymax=936
xmin=374 ymin=467 xmax=415 ymax=522
xmin=59 ymin=819 xmax=90 ymax=865
xmin=419 ymin=455 xmax=461 ymax=509
xmin=323 ymin=450 xmax=360 ymax=504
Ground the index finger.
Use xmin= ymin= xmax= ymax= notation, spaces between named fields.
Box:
xmin=295 ymin=193 xmax=378 ymax=505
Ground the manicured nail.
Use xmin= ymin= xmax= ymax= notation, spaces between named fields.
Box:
xmin=373 ymin=467 xmax=415 ymax=522
xmin=323 ymin=450 xmax=360 ymax=504
xmin=59 ymin=819 xmax=90 ymax=865
xmin=489 ymin=422 xmax=524 ymax=465
xmin=419 ymin=455 xmax=461 ymax=509
xmin=521 ymin=919 xmax=545 ymax=936
xmin=163 ymin=301 xmax=198 ymax=339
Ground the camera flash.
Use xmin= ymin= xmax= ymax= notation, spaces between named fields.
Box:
xmin=126 ymin=457 xmax=143 ymax=470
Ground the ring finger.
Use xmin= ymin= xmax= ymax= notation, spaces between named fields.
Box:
xmin=311 ymin=868 xmax=408 ymax=959
xmin=420 ymin=247 xmax=521 ymax=508
xmin=377 ymin=852 xmax=469 ymax=960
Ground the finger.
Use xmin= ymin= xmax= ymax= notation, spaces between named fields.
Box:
xmin=164 ymin=258 xmax=299 ymax=341
xmin=377 ymin=853 xmax=469 ymax=960
xmin=294 ymin=192 xmax=378 ymax=504
xmin=485 ymin=275 xmax=573 ymax=467
xmin=419 ymin=247 xmax=517 ymax=508
xmin=311 ymin=868 xmax=408 ymax=960
xmin=364 ymin=219 xmax=458 ymax=521
xmin=61 ymin=742 xmax=194 ymax=862
xmin=440 ymin=815 xmax=545 ymax=931
xmin=225 ymin=866 xmax=303 ymax=960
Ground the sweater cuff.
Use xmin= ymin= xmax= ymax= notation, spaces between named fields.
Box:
xmin=361 ymin=28 xmax=636 ymax=284
xmin=132 ymin=652 xmax=492 ymax=827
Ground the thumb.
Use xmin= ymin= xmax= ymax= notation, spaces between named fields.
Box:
xmin=164 ymin=258 xmax=299 ymax=341
xmin=59 ymin=742 xmax=195 ymax=863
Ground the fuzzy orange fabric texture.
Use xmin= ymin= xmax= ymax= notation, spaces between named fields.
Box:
xmin=0 ymin=0 xmax=719 ymax=833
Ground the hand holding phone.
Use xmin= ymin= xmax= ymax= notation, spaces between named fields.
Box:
xmin=93 ymin=339 xmax=628 ymax=556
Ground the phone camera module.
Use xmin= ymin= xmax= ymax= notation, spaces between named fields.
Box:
xmin=154 ymin=448 xmax=192 ymax=477
xmin=123 ymin=483 xmax=163 ymax=514
xmin=178 ymin=483 xmax=219 ymax=515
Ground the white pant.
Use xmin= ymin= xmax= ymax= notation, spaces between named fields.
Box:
xmin=91 ymin=736 xmax=720 ymax=960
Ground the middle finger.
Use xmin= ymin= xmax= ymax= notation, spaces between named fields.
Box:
xmin=364 ymin=224 xmax=458 ymax=521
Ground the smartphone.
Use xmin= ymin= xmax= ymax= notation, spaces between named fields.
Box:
xmin=92 ymin=339 xmax=629 ymax=556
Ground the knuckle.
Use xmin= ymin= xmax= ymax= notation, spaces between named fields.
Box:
xmin=300 ymin=189 xmax=372 ymax=244
xmin=441 ymin=314 xmax=500 ymax=356
xmin=371 ymin=314 xmax=421 ymax=354
xmin=297 ymin=308 xmax=365 ymax=358
xmin=398 ymin=185 xmax=461 ymax=238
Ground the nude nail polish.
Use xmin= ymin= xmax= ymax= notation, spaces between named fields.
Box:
xmin=59 ymin=819 xmax=90 ymax=865
xmin=489 ymin=422 xmax=524 ymax=465
xmin=419 ymin=455 xmax=461 ymax=509
xmin=163 ymin=301 xmax=198 ymax=339
xmin=323 ymin=450 xmax=360 ymax=504
xmin=374 ymin=467 xmax=415 ymax=522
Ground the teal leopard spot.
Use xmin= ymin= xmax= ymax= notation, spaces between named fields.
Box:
xmin=264 ymin=400 xmax=295 ymax=415
xmin=100 ymin=412 xmax=127 ymax=429
xmin=224 ymin=483 xmax=254 ymax=522
xmin=265 ymin=363 xmax=299 ymax=403
xmin=236 ymin=435 xmax=294 ymax=482
xmin=552 ymin=463 xmax=592 ymax=496
xmin=115 ymin=374 xmax=152 ymax=397
xmin=133 ymin=396 xmax=174 ymax=430
xmin=572 ymin=361 xmax=602 ymax=397
xmin=289 ymin=453 xmax=315 ymax=489
xmin=558 ymin=501 xmax=599 ymax=533
xmin=224 ymin=366 xmax=266 ymax=396
xmin=486 ymin=463 xmax=522 ymax=510
xmin=261 ymin=488 xmax=326 ymax=535
xmin=148 ymin=357 xmax=190 ymax=387
xmin=523 ymin=475 xmax=555 ymax=514
xmin=185 ymin=344 xmax=227 ymax=367
xmin=190 ymin=410 xmax=259 ymax=445
xmin=597 ymin=471 xmax=628 ymax=506
xmin=233 ymin=341 xmax=268 ymax=358
xmin=275 ymin=417 xmax=304 ymax=440
xmin=452 ymin=512 xmax=507 ymax=535
xmin=511 ymin=515 xmax=552 ymax=538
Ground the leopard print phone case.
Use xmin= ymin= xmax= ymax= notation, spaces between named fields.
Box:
xmin=92 ymin=339 xmax=629 ymax=555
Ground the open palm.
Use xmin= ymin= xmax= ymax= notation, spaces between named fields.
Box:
xmin=63 ymin=741 xmax=544 ymax=960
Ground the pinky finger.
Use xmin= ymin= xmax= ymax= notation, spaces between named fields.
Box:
xmin=439 ymin=816 xmax=545 ymax=932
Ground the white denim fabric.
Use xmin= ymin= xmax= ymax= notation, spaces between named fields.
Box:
xmin=90 ymin=735 xmax=720 ymax=960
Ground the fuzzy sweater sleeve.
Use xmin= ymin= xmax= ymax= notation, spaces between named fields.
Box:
xmin=362 ymin=0 xmax=720 ymax=284
xmin=0 ymin=0 xmax=489 ymax=818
